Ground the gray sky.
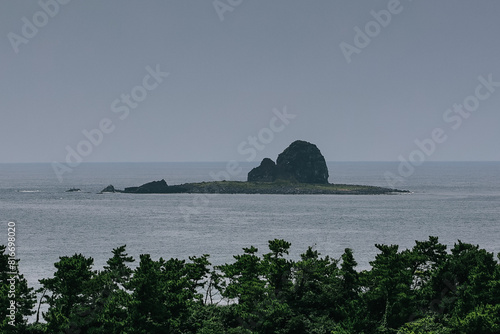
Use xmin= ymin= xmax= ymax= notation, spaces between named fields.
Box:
xmin=1 ymin=0 xmax=499 ymax=163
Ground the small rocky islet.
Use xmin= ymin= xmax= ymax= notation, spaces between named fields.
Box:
xmin=99 ymin=140 xmax=409 ymax=195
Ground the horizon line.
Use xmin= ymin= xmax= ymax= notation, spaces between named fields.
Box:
xmin=1 ymin=160 xmax=500 ymax=164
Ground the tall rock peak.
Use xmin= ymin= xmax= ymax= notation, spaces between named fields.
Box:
xmin=247 ymin=140 xmax=329 ymax=184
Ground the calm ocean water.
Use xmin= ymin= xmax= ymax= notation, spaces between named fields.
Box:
xmin=1 ymin=162 xmax=499 ymax=293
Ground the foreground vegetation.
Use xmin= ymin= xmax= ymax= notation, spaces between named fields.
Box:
xmin=1 ymin=237 xmax=499 ymax=333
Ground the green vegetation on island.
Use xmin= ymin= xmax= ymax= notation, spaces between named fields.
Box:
xmin=102 ymin=180 xmax=408 ymax=195
xmin=175 ymin=180 xmax=408 ymax=195
xmin=100 ymin=141 xmax=409 ymax=195
xmin=2 ymin=236 xmax=500 ymax=333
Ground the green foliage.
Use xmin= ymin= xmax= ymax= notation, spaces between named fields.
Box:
xmin=127 ymin=253 xmax=211 ymax=333
xmin=397 ymin=315 xmax=452 ymax=333
xmin=292 ymin=246 xmax=341 ymax=318
xmin=88 ymin=245 xmax=135 ymax=334
xmin=0 ymin=245 xmax=36 ymax=333
xmin=361 ymin=243 xmax=414 ymax=330
xmin=451 ymin=304 xmax=500 ymax=333
xmin=184 ymin=180 xmax=404 ymax=194
xmin=3 ymin=237 xmax=500 ymax=333
xmin=217 ymin=245 xmax=266 ymax=310
xmin=38 ymin=253 xmax=95 ymax=333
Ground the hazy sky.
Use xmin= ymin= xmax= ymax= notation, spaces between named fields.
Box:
xmin=1 ymin=0 xmax=499 ymax=163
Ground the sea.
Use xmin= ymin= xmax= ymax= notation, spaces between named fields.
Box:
xmin=1 ymin=161 xmax=499 ymax=296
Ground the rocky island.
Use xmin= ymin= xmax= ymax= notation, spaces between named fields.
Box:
xmin=100 ymin=140 xmax=408 ymax=195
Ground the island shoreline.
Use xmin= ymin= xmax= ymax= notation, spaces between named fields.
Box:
xmin=99 ymin=141 xmax=410 ymax=195
xmin=100 ymin=180 xmax=409 ymax=195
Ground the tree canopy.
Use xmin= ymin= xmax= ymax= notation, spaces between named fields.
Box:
xmin=1 ymin=237 xmax=499 ymax=333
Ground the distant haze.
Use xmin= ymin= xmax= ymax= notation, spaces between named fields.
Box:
xmin=1 ymin=0 xmax=499 ymax=163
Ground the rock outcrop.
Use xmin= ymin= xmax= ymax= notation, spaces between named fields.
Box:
xmin=247 ymin=158 xmax=277 ymax=182
xmin=96 ymin=140 xmax=410 ymax=195
xmin=247 ymin=140 xmax=329 ymax=184
xmin=100 ymin=185 xmax=116 ymax=193
xmin=100 ymin=179 xmax=188 ymax=194
xmin=125 ymin=179 xmax=169 ymax=193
